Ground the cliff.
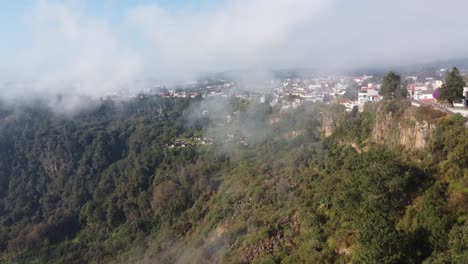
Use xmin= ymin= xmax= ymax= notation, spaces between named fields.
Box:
xmin=322 ymin=114 xmax=338 ymax=137
xmin=372 ymin=102 xmax=450 ymax=150
xmin=324 ymin=101 xmax=448 ymax=150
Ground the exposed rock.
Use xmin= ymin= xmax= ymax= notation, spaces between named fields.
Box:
xmin=322 ymin=114 xmax=337 ymax=137
xmin=241 ymin=211 xmax=300 ymax=263
xmin=40 ymin=154 xmax=68 ymax=177
xmin=372 ymin=106 xmax=441 ymax=150
xmin=208 ymin=220 xmax=233 ymax=243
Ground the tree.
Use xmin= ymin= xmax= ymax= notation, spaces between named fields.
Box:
xmin=151 ymin=180 xmax=187 ymax=217
xmin=439 ymin=67 xmax=466 ymax=106
xmin=416 ymin=183 xmax=453 ymax=252
xmin=344 ymin=81 xmax=360 ymax=100
xmin=354 ymin=210 xmax=406 ymax=264
xmin=445 ymin=222 xmax=468 ymax=263
xmin=379 ymin=71 xmax=408 ymax=99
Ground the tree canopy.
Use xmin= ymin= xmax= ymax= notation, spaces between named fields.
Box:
xmin=379 ymin=71 xmax=408 ymax=99
xmin=344 ymin=81 xmax=360 ymax=101
xmin=439 ymin=67 xmax=466 ymax=106
xmin=0 ymin=96 xmax=465 ymax=264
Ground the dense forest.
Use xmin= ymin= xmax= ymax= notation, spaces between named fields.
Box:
xmin=0 ymin=96 xmax=466 ymax=263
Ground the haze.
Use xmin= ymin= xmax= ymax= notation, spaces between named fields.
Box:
xmin=1 ymin=0 xmax=468 ymax=101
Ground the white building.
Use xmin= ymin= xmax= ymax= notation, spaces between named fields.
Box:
xmin=358 ymin=89 xmax=381 ymax=111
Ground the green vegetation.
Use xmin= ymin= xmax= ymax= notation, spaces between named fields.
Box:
xmin=344 ymin=81 xmax=360 ymax=101
xmin=0 ymin=96 xmax=466 ymax=264
xmin=379 ymin=71 xmax=408 ymax=99
xmin=330 ymin=106 xmax=375 ymax=144
xmin=439 ymin=67 xmax=466 ymax=106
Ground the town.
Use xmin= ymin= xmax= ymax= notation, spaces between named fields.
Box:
xmin=118 ymin=68 xmax=467 ymax=149
xmin=135 ymin=68 xmax=468 ymax=114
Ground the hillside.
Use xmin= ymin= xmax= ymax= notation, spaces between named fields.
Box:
xmin=0 ymin=98 xmax=466 ymax=264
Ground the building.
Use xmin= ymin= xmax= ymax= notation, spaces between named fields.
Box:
xmin=339 ymin=98 xmax=356 ymax=112
xmin=358 ymin=89 xmax=380 ymax=104
xmin=414 ymin=90 xmax=435 ymax=102
xmin=358 ymin=88 xmax=380 ymax=111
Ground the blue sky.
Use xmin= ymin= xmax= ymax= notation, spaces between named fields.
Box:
xmin=0 ymin=0 xmax=451 ymax=64
xmin=0 ymin=0 xmax=427 ymax=68
xmin=0 ymin=2 xmax=28 ymax=59
xmin=0 ymin=0 xmax=220 ymax=61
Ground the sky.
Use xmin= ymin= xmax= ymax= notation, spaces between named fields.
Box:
xmin=1 ymin=0 xmax=468 ymax=102
xmin=0 ymin=0 xmax=219 ymax=63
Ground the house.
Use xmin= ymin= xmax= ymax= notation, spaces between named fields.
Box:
xmin=416 ymin=90 xmax=434 ymax=101
xmin=358 ymin=88 xmax=380 ymax=111
xmin=292 ymin=99 xmax=303 ymax=109
xmin=358 ymin=88 xmax=380 ymax=104
xmin=339 ymin=98 xmax=350 ymax=104
xmin=339 ymin=98 xmax=356 ymax=112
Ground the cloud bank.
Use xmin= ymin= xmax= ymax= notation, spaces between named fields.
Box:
xmin=1 ymin=0 xmax=468 ymax=102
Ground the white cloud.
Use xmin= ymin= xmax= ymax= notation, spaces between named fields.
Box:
xmin=7 ymin=0 xmax=144 ymax=100
xmin=2 ymin=0 xmax=468 ymax=105
xmin=126 ymin=0 xmax=332 ymax=79
xmin=126 ymin=0 xmax=468 ymax=75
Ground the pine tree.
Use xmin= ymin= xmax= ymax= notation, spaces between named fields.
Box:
xmin=439 ymin=67 xmax=466 ymax=106
xmin=379 ymin=71 xmax=407 ymax=99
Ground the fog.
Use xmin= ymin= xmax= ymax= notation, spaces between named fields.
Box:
xmin=1 ymin=0 xmax=468 ymax=107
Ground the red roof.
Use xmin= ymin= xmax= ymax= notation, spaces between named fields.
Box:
xmin=420 ymin=98 xmax=436 ymax=103
xmin=339 ymin=98 xmax=350 ymax=104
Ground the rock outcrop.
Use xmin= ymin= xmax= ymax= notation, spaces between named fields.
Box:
xmin=372 ymin=103 xmax=450 ymax=150
xmin=322 ymin=101 xmax=448 ymax=150
xmin=322 ymin=114 xmax=339 ymax=137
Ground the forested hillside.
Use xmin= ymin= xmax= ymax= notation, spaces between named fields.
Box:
xmin=0 ymin=97 xmax=466 ymax=264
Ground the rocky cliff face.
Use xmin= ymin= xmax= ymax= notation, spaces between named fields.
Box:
xmin=323 ymin=101 xmax=447 ymax=150
xmin=398 ymin=118 xmax=433 ymax=149
xmin=372 ymin=108 xmax=435 ymax=150
xmin=322 ymin=115 xmax=334 ymax=137
xmin=371 ymin=103 xmax=449 ymax=150
xmin=322 ymin=114 xmax=340 ymax=137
